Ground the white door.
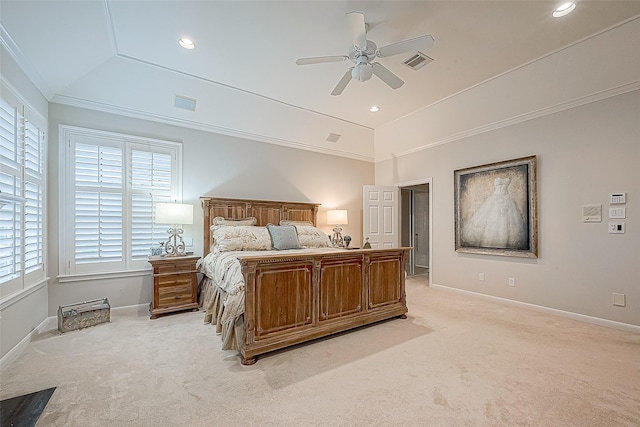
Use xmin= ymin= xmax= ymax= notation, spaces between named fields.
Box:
xmin=363 ymin=185 xmax=400 ymax=248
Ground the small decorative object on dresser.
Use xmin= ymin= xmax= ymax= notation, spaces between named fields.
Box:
xmin=148 ymin=255 xmax=200 ymax=319
xmin=343 ymin=235 xmax=352 ymax=247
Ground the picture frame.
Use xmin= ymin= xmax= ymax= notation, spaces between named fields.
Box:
xmin=454 ymin=155 xmax=537 ymax=258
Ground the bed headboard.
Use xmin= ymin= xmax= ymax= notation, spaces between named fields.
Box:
xmin=201 ymin=197 xmax=320 ymax=256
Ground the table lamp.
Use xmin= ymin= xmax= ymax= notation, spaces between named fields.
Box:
xmin=326 ymin=209 xmax=348 ymax=248
xmin=154 ymin=202 xmax=193 ymax=256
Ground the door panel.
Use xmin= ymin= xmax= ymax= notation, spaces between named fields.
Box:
xmin=363 ymin=185 xmax=399 ymax=249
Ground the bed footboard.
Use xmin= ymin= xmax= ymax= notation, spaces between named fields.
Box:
xmin=237 ymin=248 xmax=409 ymax=365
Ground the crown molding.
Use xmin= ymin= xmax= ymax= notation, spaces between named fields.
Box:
xmin=51 ymin=94 xmax=375 ymax=163
xmin=0 ymin=23 xmax=53 ymax=100
xmin=377 ymin=81 xmax=640 ymax=163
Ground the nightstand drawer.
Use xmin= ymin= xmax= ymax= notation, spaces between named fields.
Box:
xmin=155 ymin=261 xmax=195 ymax=275
xmin=158 ymin=283 xmax=193 ymax=307
xmin=157 ymin=274 xmax=193 ymax=288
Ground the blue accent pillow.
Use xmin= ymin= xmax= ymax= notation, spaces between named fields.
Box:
xmin=266 ymin=224 xmax=301 ymax=250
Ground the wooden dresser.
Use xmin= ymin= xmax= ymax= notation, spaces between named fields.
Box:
xmin=148 ymin=255 xmax=200 ymax=319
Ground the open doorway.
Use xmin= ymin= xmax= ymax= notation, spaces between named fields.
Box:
xmin=400 ymin=183 xmax=430 ymax=279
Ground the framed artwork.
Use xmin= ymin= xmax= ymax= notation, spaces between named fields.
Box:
xmin=454 ymin=155 xmax=537 ymax=258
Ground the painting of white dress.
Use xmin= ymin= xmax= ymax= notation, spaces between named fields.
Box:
xmin=454 ymin=156 xmax=537 ymax=258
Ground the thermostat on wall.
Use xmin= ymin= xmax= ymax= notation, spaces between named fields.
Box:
xmin=582 ymin=204 xmax=602 ymax=223
xmin=610 ymin=193 xmax=626 ymax=204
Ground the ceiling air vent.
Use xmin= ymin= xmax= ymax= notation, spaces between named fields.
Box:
xmin=174 ymin=95 xmax=197 ymax=112
xmin=402 ymin=51 xmax=433 ymax=71
xmin=326 ymin=133 xmax=341 ymax=143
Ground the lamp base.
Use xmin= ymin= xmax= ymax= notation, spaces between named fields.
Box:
xmin=164 ymin=225 xmax=187 ymax=256
xmin=331 ymin=226 xmax=344 ymax=248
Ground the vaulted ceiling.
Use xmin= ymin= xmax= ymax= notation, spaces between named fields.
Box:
xmin=2 ymin=1 xmax=639 ymax=159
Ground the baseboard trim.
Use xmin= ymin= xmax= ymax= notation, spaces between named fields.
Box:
xmin=0 ymin=316 xmax=53 ymax=372
xmin=431 ymin=283 xmax=640 ymax=334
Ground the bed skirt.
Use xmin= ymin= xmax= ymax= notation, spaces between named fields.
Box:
xmin=199 ymin=276 xmax=244 ymax=351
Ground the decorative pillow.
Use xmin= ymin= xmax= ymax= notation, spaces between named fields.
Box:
xmin=212 ymin=226 xmax=272 ymax=253
xmin=294 ymin=225 xmax=332 ymax=248
xmin=212 ymin=216 xmax=257 ymax=227
xmin=266 ymin=224 xmax=301 ymax=250
xmin=280 ymin=220 xmax=314 ymax=227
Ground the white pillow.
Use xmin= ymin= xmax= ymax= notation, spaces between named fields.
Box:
xmin=294 ymin=225 xmax=332 ymax=248
xmin=211 ymin=216 xmax=257 ymax=227
xmin=280 ymin=220 xmax=314 ymax=227
xmin=212 ymin=226 xmax=272 ymax=253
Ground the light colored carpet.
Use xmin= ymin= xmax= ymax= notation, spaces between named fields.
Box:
xmin=1 ymin=276 xmax=639 ymax=426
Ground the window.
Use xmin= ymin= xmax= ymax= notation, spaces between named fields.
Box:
xmin=60 ymin=126 xmax=182 ymax=277
xmin=0 ymin=96 xmax=45 ymax=298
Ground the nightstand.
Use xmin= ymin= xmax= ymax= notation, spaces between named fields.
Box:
xmin=148 ymin=255 xmax=200 ymax=319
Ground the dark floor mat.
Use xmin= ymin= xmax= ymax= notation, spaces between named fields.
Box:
xmin=0 ymin=387 xmax=56 ymax=427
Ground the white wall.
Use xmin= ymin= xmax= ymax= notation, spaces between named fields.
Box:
xmin=0 ymin=44 xmax=50 ymax=363
xmin=47 ymin=103 xmax=374 ymax=316
xmin=374 ymin=18 xmax=640 ymax=327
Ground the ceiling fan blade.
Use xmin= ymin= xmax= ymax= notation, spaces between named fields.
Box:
xmin=346 ymin=11 xmax=367 ymax=51
xmin=377 ymin=34 xmax=434 ymax=58
xmin=296 ymin=56 xmax=348 ymax=66
xmin=372 ymin=63 xmax=404 ymax=89
xmin=331 ymin=68 xmax=354 ymax=96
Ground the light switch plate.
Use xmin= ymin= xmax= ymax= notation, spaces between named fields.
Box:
xmin=608 ymin=222 xmax=625 ymax=234
xmin=609 ymin=207 xmax=626 ymax=219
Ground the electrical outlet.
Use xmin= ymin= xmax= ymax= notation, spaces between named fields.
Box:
xmin=479 ymin=273 xmax=485 ymax=282
xmin=508 ymin=278 xmax=515 ymax=287
xmin=184 ymin=237 xmax=193 ymax=247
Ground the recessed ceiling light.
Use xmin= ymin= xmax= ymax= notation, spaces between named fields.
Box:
xmin=369 ymin=105 xmax=380 ymax=112
xmin=553 ymin=2 xmax=576 ymax=18
xmin=178 ymin=38 xmax=195 ymax=50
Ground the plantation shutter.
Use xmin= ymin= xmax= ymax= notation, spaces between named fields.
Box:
xmin=74 ymin=142 xmax=123 ymax=265
xmin=130 ymin=149 xmax=173 ymax=259
xmin=62 ymin=126 xmax=180 ymax=275
xmin=0 ymin=98 xmax=21 ymax=284
xmin=24 ymin=120 xmax=44 ymax=273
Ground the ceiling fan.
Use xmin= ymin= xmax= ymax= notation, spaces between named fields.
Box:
xmin=296 ymin=12 xmax=434 ymax=96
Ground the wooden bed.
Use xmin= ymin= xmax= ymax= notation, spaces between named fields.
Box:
xmin=200 ymin=197 xmax=409 ymax=365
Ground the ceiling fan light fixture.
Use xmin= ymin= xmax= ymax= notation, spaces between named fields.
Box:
xmin=178 ymin=37 xmax=195 ymax=49
xmin=352 ymin=63 xmax=373 ymax=82
xmin=553 ymin=2 xmax=576 ymax=17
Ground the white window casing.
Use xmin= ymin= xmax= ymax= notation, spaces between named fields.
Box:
xmin=59 ymin=125 xmax=182 ymax=278
xmin=0 ymin=95 xmax=46 ymax=300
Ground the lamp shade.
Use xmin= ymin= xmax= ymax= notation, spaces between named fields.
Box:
xmin=155 ymin=203 xmax=193 ymax=225
xmin=326 ymin=209 xmax=348 ymax=225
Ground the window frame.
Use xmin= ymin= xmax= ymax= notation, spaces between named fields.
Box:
xmin=0 ymin=93 xmax=46 ymax=301
xmin=59 ymin=125 xmax=183 ymax=280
